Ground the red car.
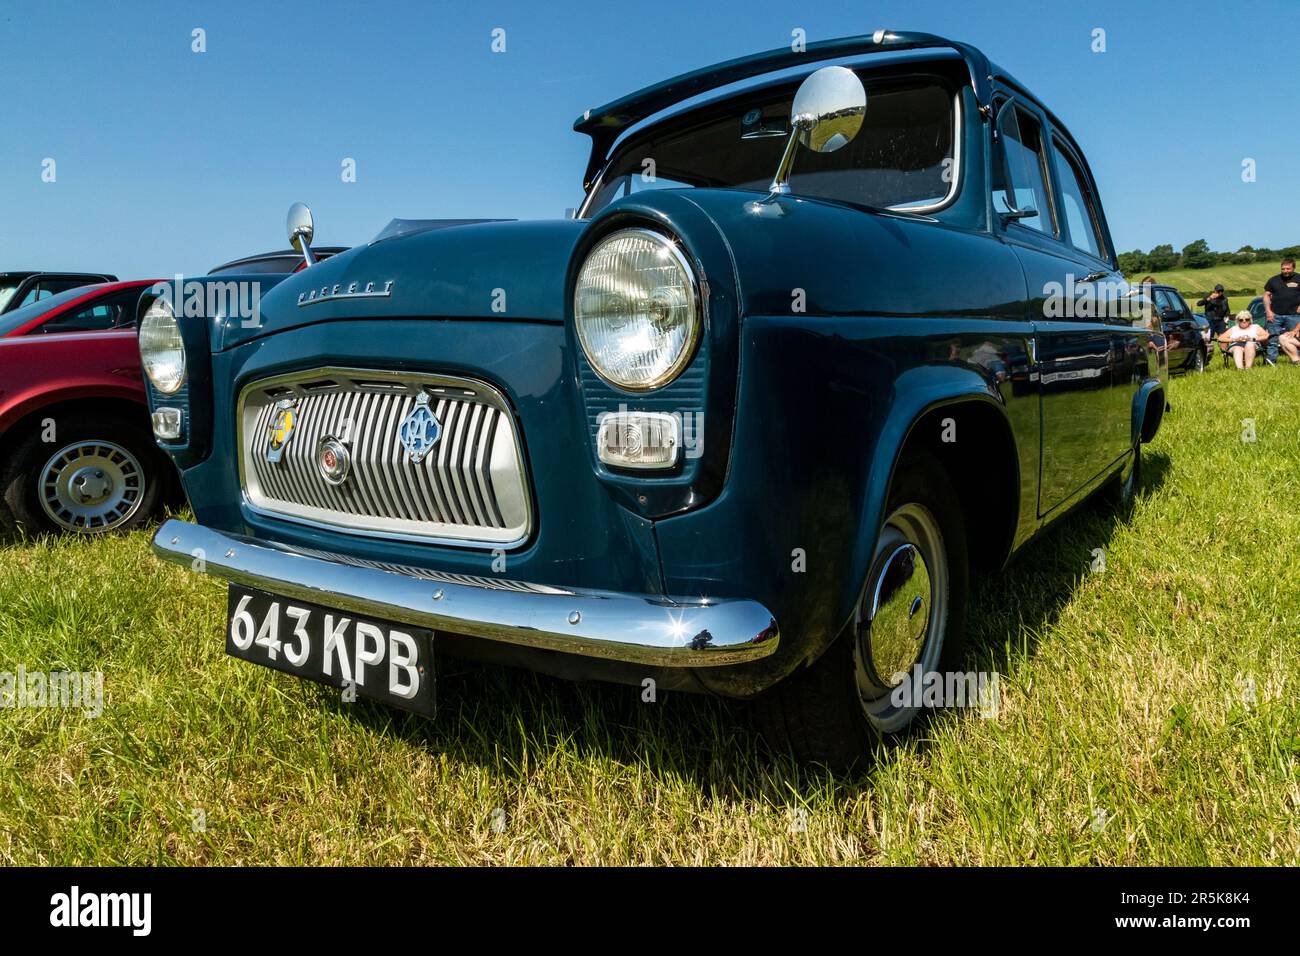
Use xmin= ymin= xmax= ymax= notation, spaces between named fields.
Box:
xmin=0 ymin=280 xmax=172 ymax=534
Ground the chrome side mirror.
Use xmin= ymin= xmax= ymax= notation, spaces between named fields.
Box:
xmin=286 ymin=202 xmax=317 ymax=267
xmin=766 ymin=66 xmax=867 ymax=199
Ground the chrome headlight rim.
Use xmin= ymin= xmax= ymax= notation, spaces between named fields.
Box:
xmin=138 ymin=295 xmax=186 ymax=395
xmin=573 ymin=227 xmax=703 ymax=393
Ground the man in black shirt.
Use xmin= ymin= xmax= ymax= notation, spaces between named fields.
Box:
xmin=1197 ymin=283 xmax=1232 ymax=336
xmin=1264 ymin=258 xmax=1300 ymax=364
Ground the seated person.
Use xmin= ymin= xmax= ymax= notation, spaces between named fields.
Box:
xmin=1280 ymin=324 xmax=1300 ymax=365
xmin=1218 ymin=310 xmax=1270 ymax=369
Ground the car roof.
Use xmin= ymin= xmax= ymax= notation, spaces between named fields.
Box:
xmin=0 ymin=271 xmax=116 ymax=281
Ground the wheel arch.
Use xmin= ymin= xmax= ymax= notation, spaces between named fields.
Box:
xmin=1132 ymin=379 xmax=1165 ymax=444
xmin=847 ymin=369 xmax=1021 ymax=635
xmin=0 ymin=394 xmax=149 ymax=454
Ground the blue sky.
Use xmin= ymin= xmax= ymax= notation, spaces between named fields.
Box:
xmin=0 ymin=0 xmax=1294 ymax=278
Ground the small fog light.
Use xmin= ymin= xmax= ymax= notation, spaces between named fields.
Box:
xmin=152 ymin=407 xmax=183 ymax=440
xmin=596 ymin=411 xmax=680 ymax=470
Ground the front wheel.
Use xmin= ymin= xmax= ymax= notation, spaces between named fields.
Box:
xmin=1 ymin=416 xmax=165 ymax=536
xmin=754 ymin=451 xmax=970 ymax=772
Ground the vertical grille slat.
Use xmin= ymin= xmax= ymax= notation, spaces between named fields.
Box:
xmin=460 ymin=403 xmax=491 ymax=528
xmin=349 ymin=392 xmax=385 ymax=519
xmin=476 ymin=409 xmax=505 ymax=529
xmin=437 ymin=400 xmax=469 ymax=526
xmin=239 ymin=369 xmax=530 ymax=547
xmin=422 ymin=398 xmax=455 ymax=524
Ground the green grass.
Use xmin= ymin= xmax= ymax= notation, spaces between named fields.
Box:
xmin=2 ymin=365 xmax=1299 ymax=865
xmin=1135 ymin=261 xmax=1278 ymax=314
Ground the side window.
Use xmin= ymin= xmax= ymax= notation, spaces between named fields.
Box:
xmin=1051 ymin=139 xmax=1105 ymax=259
xmin=1169 ymin=291 xmax=1192 ymax=316
xmin=993 ymin=102 xmax=1057 ymax=235
xmin=36 ymin=290 xmax=139 ymax=335
xmin=1152 ymin=289 xmax=1178 ymax=317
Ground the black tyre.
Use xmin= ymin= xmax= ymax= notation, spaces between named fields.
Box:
xmin=754 ymin=450 xmax=970 ymax=772
xmin=1193 ymin=346 xmax=1206 ymax=373
xmin=1104 ymin=441 xmax=1141 ymax=512
xmin=1 ymin=415 xmax=165 ymax=536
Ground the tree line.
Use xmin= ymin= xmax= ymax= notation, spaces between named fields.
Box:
xmin=1118 ymin=240 xmax=1300 ymax=276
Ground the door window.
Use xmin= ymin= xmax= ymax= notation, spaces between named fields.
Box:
xmin=993 ymin=103 xmax=1057 ymax=235
xmin=35 ymin=289 xmax=140 ymax=334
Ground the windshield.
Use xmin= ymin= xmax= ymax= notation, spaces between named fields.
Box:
xmin=583 ymin=72 xmax=957 ymax=217
xmin=0 ymin=285 xmax=105 ymax=336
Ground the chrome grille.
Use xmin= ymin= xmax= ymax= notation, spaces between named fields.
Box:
xmin=238 ymin=368 xmax=531 ymax=547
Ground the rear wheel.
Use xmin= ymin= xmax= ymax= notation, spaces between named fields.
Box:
xmin=1105 ymin=441 xmax=1141 ymax=512
xmin=1 ymin=416 xmax=164 ymax=536
xmin=754 ymin=451 xmax=969 ymax=772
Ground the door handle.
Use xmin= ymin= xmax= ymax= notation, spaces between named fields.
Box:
xmin=1080 ymin=270 xmax=1110 ymax=283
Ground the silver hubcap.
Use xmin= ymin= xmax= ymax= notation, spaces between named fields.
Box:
xmin=854 ymin=502 xmax=948 ymax=732
xmin=39 ymin=441 xmax=145 ymax=532
xmin=867 ymin=543 xmax=933 ymax=684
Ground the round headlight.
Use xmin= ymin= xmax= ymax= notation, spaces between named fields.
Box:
xmin=574 ymin=229 xmax=700 ymax=391
xmin=139 ymin=297 xmax=186 ymax=394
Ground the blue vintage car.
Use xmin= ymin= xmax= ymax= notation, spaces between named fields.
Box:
xmin=142 ymin=31 xmax=1167 ymax=769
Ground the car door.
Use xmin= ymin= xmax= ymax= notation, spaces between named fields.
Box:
xmin=992 ymin=94 xmax=1130 ymax=515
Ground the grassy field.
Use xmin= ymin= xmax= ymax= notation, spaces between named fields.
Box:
xmin=1 ymin=366 xmax=1298 ymax=865
xmin=1134 ymin=260 xmax=1277 ymax=314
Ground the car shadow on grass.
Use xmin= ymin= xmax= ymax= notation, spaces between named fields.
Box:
xmin=321 ymin=450 xmax=1170 ymax=802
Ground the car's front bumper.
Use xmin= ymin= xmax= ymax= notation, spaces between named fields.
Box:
xmin=151 ymin=519 xmax=779 ymax=668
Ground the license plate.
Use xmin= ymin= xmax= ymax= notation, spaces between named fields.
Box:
xmin=226 ymin=585 xmax=434 ymax=716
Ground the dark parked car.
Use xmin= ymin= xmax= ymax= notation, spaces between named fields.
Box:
xmin=1247 ymin=296 xmax=1266 ymax=325
xmin=144 ymin=31 xmax=1166 ymax=769
xmin=0 ymin=271 xmax=117 ymax=314
xmin=1150 ymin=284 xmax=1210 ymax=373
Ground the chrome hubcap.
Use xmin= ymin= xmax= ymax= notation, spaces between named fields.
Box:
xmin=854 ymin=502 xmax=948 ymax=731
xmin=39 ymin=441 xmax=144 ymax=532
xmin=867 ymin=542 xmax=932 ymax=686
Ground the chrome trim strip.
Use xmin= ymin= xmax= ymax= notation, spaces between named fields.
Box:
xmin=152 ymin=519 xmax=779 ymax=668
xmin=237 ymin=367 xmax=533 ymax=549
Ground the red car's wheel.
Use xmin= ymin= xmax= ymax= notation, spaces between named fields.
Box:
xmin=1 ymin=416 xmax=164 ymax=535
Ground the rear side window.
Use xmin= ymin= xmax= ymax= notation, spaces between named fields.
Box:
xmin=1051 ymin=139 xmax=1105 ymax=259
xmin=993 ymin=104 xmax=1057 ymax=235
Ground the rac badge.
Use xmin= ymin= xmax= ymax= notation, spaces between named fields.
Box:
xmin=266 ymin=398 xmax=298 ymax=463
xmin=398 ymin=393 xmax=442 ymax=465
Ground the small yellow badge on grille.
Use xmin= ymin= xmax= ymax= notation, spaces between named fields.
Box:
xmin=266 ymin=399 xmax=298 ymax=463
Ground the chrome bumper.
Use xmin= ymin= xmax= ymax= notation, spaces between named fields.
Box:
xmin=151 ymin=519 xmax=779 ymax=667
